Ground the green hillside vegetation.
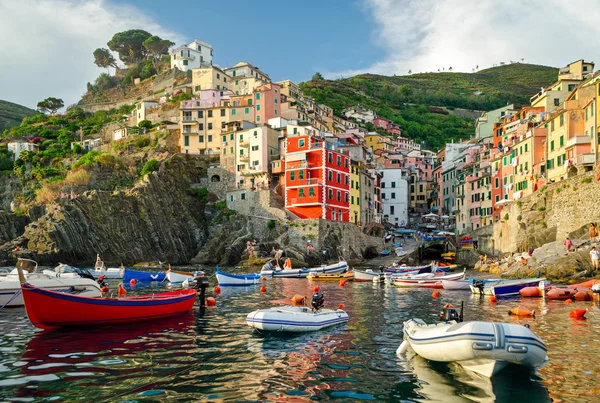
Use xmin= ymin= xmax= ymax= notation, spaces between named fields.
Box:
xmin=0 ymin=100 xmax=37 ymax=133
xmin=301 ymin=63 xmax=557 ymax=149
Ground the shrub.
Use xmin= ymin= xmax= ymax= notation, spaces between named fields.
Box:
xmin=191 ymin=187 xmax=208 ymax=204
xmin=539 ymin=185 xmax=547 ymax=193
xmin=140 ymin=159 xmax=159 ymax=177
xmin=64 ymin=169 xmax=91 ymax=186
xmin=0 ymin=154 xmax=13 ymax=171
xmin=95 ymin=153 xmax=121 ymax=167
xmin=517 ymin=215 xmax=522 ymax=221
xmin=267 ymin=219 xmax=276 ymax=229
xmin=516 ymin=201 xmax=522 ymax=209
xmin=581 ymin=177 xmax=592 ymax=184
xmin=538 ymin=206 xmax=546 ymax=212
xmin=216 ymin=200 xmax=227 ymax=210
xmin=556 ymin=188 xmax=561 ymax=193
xmin=503 ymin=213 xmax=509 ymax=220
xmin=72 ymin=143 xmax=83 ymax=154
xmin=135 ymin=136 xmax=151 ymax=148
xmin=73 ymin=151 xmax=101 ymax=168
xmin=138 ymin=120 xmax=153 ymax=130
xmin=35 ymin=185 xmax=59 ymax=204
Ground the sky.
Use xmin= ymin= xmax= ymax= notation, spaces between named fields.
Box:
xmin=2 ymin=0 xmax=600 ymax=109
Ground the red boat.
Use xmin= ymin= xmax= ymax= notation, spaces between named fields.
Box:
xmin=20 ymin=283 xmax=197 ymax=330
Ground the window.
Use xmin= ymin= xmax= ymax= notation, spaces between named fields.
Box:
xmin=251 ymin=145 xmax=259 ymax=151
xmin=290 ymin=171 xmax=295 ymax=180
xmin=328 ymin=153 xmax=333 ymax=163
xmin=199 ymin=123 xmax=204 ymax=130
xmin=256 ymin=93 xmax=261 ymax=100
xmin=551 ymin=120 xmax=554 ymax=131
xmin=381 ymin=182 xmax=385 ymax=188
xmin=198 ymin=111 xmax=203 ymax=118
xmin=337 ymin=155 xmax=341 ymax=166
xmin=199 ymin=135 xmax=204 ymax=143
xmin=328 ymin=171 xmax=332 ymax=181
xmin=550 ymin=140 xmax=555 ymax=151
xmin=328 ymin=189 xmax=333 ymax=199
xmin=274 ymin=99 xmax=278 ymax=104
xmin=346 ymin=176 xmax=349 ymax=185
xmin=309 ymin=187 xmax=314 ymax=197
xmin=299 ymin=139 xmax=305 ymax=147
xmin=337 ymin=191 xmax=341 ymax=201
xmin=337 ymin=173 xmax=341 ymax=183
xmin=256 ymin=104 xmax=261 ymax=111
xmin=495 ymin=195 xmax=500 ymax=202
xmin=390 ymin=206 xmax=395 ymax=215
xmin=208 ymin=135 xmax=212 ymax=142
xmin=208 ymin=123 xmax=213 ymax=130
xmin=559 ymin=114 xmax=564 ymax=127
xmin=382 ymin=193 xmax=386 ymax=199
xmin=208 ymin=110 xmax=213 ymax=118
xmin=525 ymin=143 xmax=528 ymax=152
xmin=183 ymin=60 xmax=188 ymax=66
xmin=184 ymin=136 xmax=189 ymax=146
xmin=554 ymin=98 xmax=560 ymax=107
xmin=222 ymin=135 xmax=226 ymax=142
xmin=351 ymin=196 xmax=354 ymax=204
xmin=299 ymin=170 xmax=304 ymax=180
xmin=345 ymin=193 xmax=349 ymax=202
xmin=245 ymin=107 xmax=249 ymax=114
xmin=559 ymin=136 xmax=564 ymax=147
xmin=230 ymin=133 xmax=234 ymax=141
xmin=392 ymin=181 xmax=396 ymax=188
xmin=232 ymin=109 xmax=236 ymax=115
xmin=241 ymin=193 xmax=246 ymax=200
xmin=232 ymin=71 xmax=236 ymax=77
xmin=391 ymin=192 xmax=396 ymax=199
xmin=293 ymin=128 xmax=298 ymax=135
xmin=221 ymin=109 xmax=226 ymax=117
xmin=299 ymin=188 xmax=305 ymax=198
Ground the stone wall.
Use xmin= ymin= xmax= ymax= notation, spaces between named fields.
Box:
xmin=491 ymin=169 xmax=599 ymax=255
xmin=468 ymin=225 xmax=498 ymax=256
xmin=198 ymin=166 xmax=234 ymax=200
xmin=226 ymin=189 xmax=287 ymax=221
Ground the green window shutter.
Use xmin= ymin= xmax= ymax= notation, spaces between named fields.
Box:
xmin=256 ymin=105 xmax=261 ymax=111
xmin=309 ymin=187 xmax=314 ymax=197
xmin=256 ymin=93 xmax=261 ymax=100
xmin=184 ymin=136 xmax=189 ymax=146
xmin=222 ymin=135 xmax=226 ymax=142
xmin=232 ymin=109 xmax=236 ymax=115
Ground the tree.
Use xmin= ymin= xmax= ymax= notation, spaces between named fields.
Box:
xmin=37 ymin=97 xmax=64 ymax=115
xmin=143 ymin=35 xmax=174 ymax=68
xmin=448 ymin=67 xmax=453 ymax=71
xmin=107 ymin=29 xmax=152 ymax=65
xmin=94 ymin=73 xmax=116 ymax=92
xmin=93 ymin=48 xmax=117 ymax=70
xmin=311 ymin=72 xmax=324 ymax=81
xmin=408 ymin=69 xmax=412 ymax=74
xmin=138 ymin=119 xmax=153 ymax=130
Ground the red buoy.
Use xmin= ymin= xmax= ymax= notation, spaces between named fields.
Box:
xmin=118 ymin=284 xmax=127 ymax=296
xmin=338 ymin=304 xmax=345 ymax=310
xmin=206 ymin=297 xmax=217 ymax=306
xmin=574 ymin=291 xmax=592 ymax=301
xmin=565 ymin=299 xmax=573 ymax=305
xmin=339 ymin=279 xmax=347 ymax=287
xmin=260 ymin=285 xmax=267 ymax=293
xmin=546 ymin=288 xmax=574 ymax=300
xmin=291 ymin=295 xmax=306 ymax=305
xmin=432 ymin=291 xmax=440 ymax=298
xmin=508 ymin=306 xmax=535 ymax=317
xmin=569 ymin=308 xmax=587 ymax=319
xmin=488 ymin=296 xmax=497 ymax=303
xmin=214 ymin=285 xmax=221 ymax=294
xmin=520 ymin=287 xmax=542 ymax=297
xmin=313 ymin=286 xmax=320 ymax=293
xmin=129 ymin=278 xmax=136 ymax=285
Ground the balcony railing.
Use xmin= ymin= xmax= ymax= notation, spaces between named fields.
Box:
xmin=566 ymin=136 xmax=591 ymax=148
xmin=576 ymin=153 xmax=596 ymax=166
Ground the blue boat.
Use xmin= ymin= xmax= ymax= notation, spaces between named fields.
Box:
xmin=216 ymin=268 xmax=262 ymax=286
xmin=474 ymin=278 xmax=545 ymax=296
xmin=123 ymin=269 xmax=166 ymax=282
xmin=423 ymin=235 xmax=447 ymax=242
xmin=380 ymin=248 xmax=391 ymax=257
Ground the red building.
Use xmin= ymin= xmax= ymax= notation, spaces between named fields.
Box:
xmin=373 ymin=117 xmax=401 ymax=136
xmin=284 ymin=135 xmax=351 ymax=221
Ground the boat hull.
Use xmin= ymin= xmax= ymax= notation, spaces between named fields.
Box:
xmin=0 ymin=279 xmax=102 ymax=307
xmin=91 ymin=269 xmax=123 ymax=279
xmin=261 ymin=261 xmax=348 ymax=278
xmin=307 ymin=271 xmax=354 ymax=281
xmin=392 ymin=272 xmax=465 ymax=288
xmin=123 ymin=269 xmax=166 ymax=282
xmin=354 ymin=270 xmax=384 ymax=282
xmin=402 ymin=319 xmax=548 ymax=377
xmin=442 ymin=280 xmax=471 ymax=290
xmin=20 ymin=284 xmax=197 ymax=329
xmin=471 ymin=278 xmax=545 ymax=296
xmin=216 ymin=271 xmax=262 ymax=286
xmin=246 ymin=306 xmax=348 ymax=332
xmin=166 ymin=271 xmax=202 ymax=283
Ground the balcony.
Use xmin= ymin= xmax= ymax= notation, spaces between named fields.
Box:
xmin=288 ymin=189 xmax=323 ymax=207
xmin=239 ymin=153 xmax=249 ymax=161
xmin=271 ymin=160 xmax=284 ymax=174
xmin=182 ymin=114 xmax=195 ymax=123
xmin=576 ymin=153 xmax=596 ymax=166
xmin=566 ymin=136 xmax=591 ymax=148
xmin=286 ymin=160 xmax=308 ymax=169
xmin=239 ymin=136 xmax=249 ymax=146
xmin=179 ymin=54 xmax=196 ymax=61
xmin=182 ymin=129 xmax=197 ymax=135
xmin=241 ymin=166 xmax=266 ymax=176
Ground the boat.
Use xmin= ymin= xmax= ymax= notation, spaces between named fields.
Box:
xmin=441 ymin=251 xmax=456 ymax=261
xmin=392 ymin=271 xmax=465 ymax=288
xmin=471 ymin=278 xmax=546 ymax=296
xmin=91 ymin=255 xmax=124 ymax=279
xmin=307 ymin=271 xmax=354 ymax=281
xmin=216 ymin=268 xmax=262 ymax=286
xmin=385 ymin=263 xmax=435 ymax=274
xmin=166 ymin=268 xmax=204 ymax=283
xmin=260 ymin=260 xmax=348 ymax=278
xmin=19 ymin=283 xmax=197 ymax=330
xmin=395 ymin=248 xmax=408 ymax=257
xmin=246 ymin=306 xmax=348 ymax=332
xmin=380 ymin=248 xmax=391 ymax=257
xmin=122 ymin=268 xmax=166 ymax=282
xmin=442 ymin=278 xmax=501 ymax=291
xmin=398 ymin=318 xmax=548 ymax=377
xmin=423 ymin=235 xmax=447 ymax=242
xmin=0 ymin=259 xmax=102 ymax=307
xmin=354 ymin=269 xmax=385 ymax=282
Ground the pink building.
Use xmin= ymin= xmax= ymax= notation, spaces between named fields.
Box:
xmin=254 ymin=83 xmax=282 ymax=124
xmin=373 ymin=117 xmax=401 ymax=136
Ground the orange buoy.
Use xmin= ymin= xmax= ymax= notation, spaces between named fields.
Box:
xmin=261 ymin=277 xmax=267 ymax=282
xmin=574 ymin=291 xmax=592 ymax=301
xmin=339 ymin=279 xmax=347 ymax=287
xmin=569 ymin=279 xmax=600 ymax=288
xmin=520 ymin=287 xmax=542 ymax=297
xmin=291 ymin=295 xmax=306 ymax=305
xmin=313 ymin=286 xmax=320 ymax=293
xmin=488 ymin=296 xmax=497 ymax=303
xmin=260 ymin=285 xmax=267 ymax=293
xmin=442 ymin=303 xmax=455 ymax=309
xmin=206 ymin=297 xmax=217 ymax=306
xmin=129 ymin=278 xmax=136 ymax=285
xmin=508 ymin=306 xmax=535 ymax=317
xmin=117 ymin=284 xmax=127 ymax=296
xmin=338 ymin=304 xmax=345 ymax=310
xmin=101 ymin=286 xmax=109 ymax=294
xmin=546 ymin=288 xmax=575 ymax=300
xmin=432 ymin=291 xmax=440 ymax=298
xmin=569 ymin=308 xmax=587 ymax=319
xmin=214 ymin=285 xmax=221 ymax=293
xmin=565 ymin=299 xmax=573 ymax=304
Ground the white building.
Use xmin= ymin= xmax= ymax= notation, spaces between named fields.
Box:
xmin=171 ymin=40 xmax=213 ymax=72
xmin=342 ymin=106 xmax=375 ymax=124
xmin=133 ymin=101 xmax=159 ymax=123
xmin=7 ymin=142 xmax=39 ymax=160
xmin=224 ymin=62 xmax=270 ymax=82
xmin=380 ymin=168 xmax=409 ymax=226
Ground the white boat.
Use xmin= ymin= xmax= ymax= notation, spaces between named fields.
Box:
xmin=442 ymin=279 xmax=472 ymax=290
xmin=166 ymin=269 xmax=204 ymax=283
xmin=246 ymin=306 xmax=348 ymax=332
xmin=398 ymin=319 xmax=548 ymax=377
xmin=354 ymin=269 xmax=385 ymax=282
xmin=395 ymin=248 xmax=408 ymax=257
xmin=0 ymin=259 xmax=102 ymax=307
xmin=260 ymin=260 xmax=348 ymax=278
xmin=470 ymin=278 xmax=546 ymax=296
xmin=392 ymin=271 xmax=465 ymax=288
xmin=216 ymin=269 xmax=262 ymax=286
xmin=92 ymin=255 xmax=124 ymax=279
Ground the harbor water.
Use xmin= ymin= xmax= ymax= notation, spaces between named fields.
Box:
xmin=0 ymin=269 xmax=599 ymax=402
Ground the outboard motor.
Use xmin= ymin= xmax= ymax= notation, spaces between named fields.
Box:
xmin=191 ymin=273 xmax=209 ymax=308
xmin=378 ymin=265 xmax=385 ymax=273
xmin=473 ymin=280 xmax=485 ymax=295
xmin=439 ymin=301 xmax=464 ymax=322
xmin=311 ymin=291 xmax=324 ymax=311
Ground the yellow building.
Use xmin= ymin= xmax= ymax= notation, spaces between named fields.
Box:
xmin=191 ymin=67 xmax=231 ymax=92
xmin=179 ymin=99 xmax=233 ymax=155
xmin=350 ymin=161 xmax=361 ymax=224
xmin=364 ymin=134 xmax=394 ymax=152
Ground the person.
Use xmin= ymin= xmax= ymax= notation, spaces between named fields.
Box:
xmin=529 ymin=247 xmax=534 ymax=257
xmin=564 ymin=238 xmax=573 ymax=255
xmin=275 ymin=248 xmax=284 ymax=267
xmin=590 ymin=223 xmax=597 ymax=243
xmin=591 ymin=246 xmax=600 ymax=270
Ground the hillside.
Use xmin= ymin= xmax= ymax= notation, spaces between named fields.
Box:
xmin=0 ymin=100 xmax=37 ymax=133
xmin=302 ymin=63 xmax=558 ymax=149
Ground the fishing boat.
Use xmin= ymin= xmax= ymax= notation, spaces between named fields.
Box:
xmin=392 ymin=271 xmax=466 ymax=289
xmin=0 ymin=259 xmax=102 ymax=307
xmin=91 ymin=255 xmax=124 ymax=279
xmin=354 ymin=269 xmax=385 ymax=282
xmin=385 ymin=263 xmax=435 ymax=274
xmin=442 ymin=278 xmax=501 ymax=291
xmin=260 ymin=260 xmax=348 ymax=278
xmin=470 ymin=278 xmax=545 ymax=296
xmin=19 ymin=283 xmax=197 ymax=330
xmin=307 ymin=271 xmax=354 ymax=281
xmin=165 ymin=267 xmax=204 ymax=283
xmin=380 ymin=248 xmax=391 ymax=257
xmin=216 ymin=268 xmax=262 ymax=286
xmin=398 ymin=318 xmax=548 ymax=377
xmin=246 ymin=306 xmax=348 ymax=332
xmin=122 ymin=268 xmax=166 ymax=282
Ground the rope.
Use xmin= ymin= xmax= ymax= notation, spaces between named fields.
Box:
xmin=0 ymin=290 xmax=22 ymax=310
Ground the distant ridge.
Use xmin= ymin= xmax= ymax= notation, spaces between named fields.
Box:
xmin=0 ymin=99 xmax=37 ymax=133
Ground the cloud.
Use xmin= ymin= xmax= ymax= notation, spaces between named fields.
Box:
xmin=0 ymin=0 xmax=184 ymax=109
xmin=331 ymin=0 xmax=600 ymax=78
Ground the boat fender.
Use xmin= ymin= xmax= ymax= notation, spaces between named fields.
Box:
xmin=291 ymin=295 xmax=306 ymax=305
xmin=339 ymin=279 xmax=347 ymax=287
xmin=574 ymin=291 xmax=592 ymax=301
xmin=565 ymin=299 xmax=573 ymax=305
xmin=260 ymin=285 xmax=267 ymax=293
xmin=432 ymin=291 xmax=440 ymax=298
xmin=118 ymin=284 xmax=127 ymax=296
xmin=129 ymin=279 xmax=137 ymax=285
xmin=569 ymin=308 xmax=587 ymax=319
xmin=214 ymin=285 xmax=221 ymax=294
xmin=206 ymin=297 xmax=217 ymax=306
xmin=396 ymin=340 xmax=408 ymax=355
xmin=488 ymin=296 xmax=497 ymax=303
xmin=261 ymin=277 xmax=267 ymax=282
xmin=508 ymin=306 xmax=535 ymax=317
